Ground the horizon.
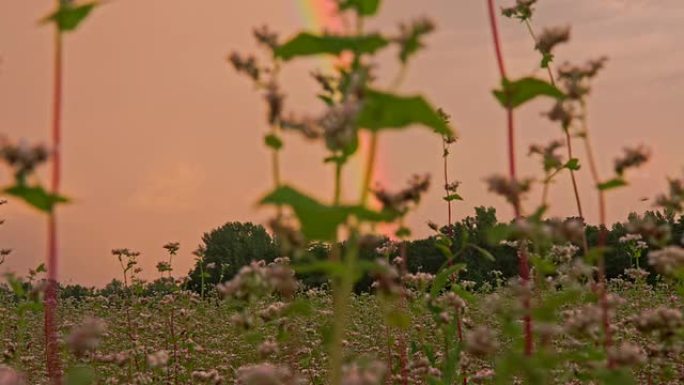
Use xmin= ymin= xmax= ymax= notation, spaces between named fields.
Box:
xmin=1 ymin=0 xmax=683 ymax=286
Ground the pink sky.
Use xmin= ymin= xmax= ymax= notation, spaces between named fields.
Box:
xmin=1 ymin=0 xmax=682 ymax=286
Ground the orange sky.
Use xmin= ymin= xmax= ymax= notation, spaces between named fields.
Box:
xmin=1 ymin=0 xmax=682 ymax=286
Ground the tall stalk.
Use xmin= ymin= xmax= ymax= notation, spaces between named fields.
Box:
xmin=577 ymin=100 xmax=614 ymax=365
xmin=45 ymin=8 xmax=63 ymax=382
xmin=442 ymin=138 xmax=452 ymax=226
xmin=360 ymin=132 xmax=379 ymax=206
xmin=327 ymin=235 xmax=359 ymax=385
xmin=485 ymin=0 xmax=533 ymax=356
xmin=521 ymin=19 xmax=589 ymax=252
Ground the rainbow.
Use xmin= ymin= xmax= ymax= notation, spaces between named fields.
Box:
xmin=294 ymin=0 xmax=387 ymax=207
xmin=296 ymin=0 xmax=345 ymax=34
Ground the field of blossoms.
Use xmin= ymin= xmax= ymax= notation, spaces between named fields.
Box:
xmin=2 ymin=0 xmax=684 ymax=384
xmin=0 ymin=260 xmax=682 ymax=384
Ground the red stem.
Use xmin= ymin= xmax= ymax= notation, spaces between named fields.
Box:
xmin=486 ymin=0 xmax=533 ymax=356
xmin=45 ymin=18 xmax=63 ymax=384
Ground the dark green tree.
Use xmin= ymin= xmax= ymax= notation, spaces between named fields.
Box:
xmin=186 ymin=222 xmax=277 ymax=292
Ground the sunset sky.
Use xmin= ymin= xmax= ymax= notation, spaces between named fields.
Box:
xmin=1 ymin=0 xmax=682 ymax=286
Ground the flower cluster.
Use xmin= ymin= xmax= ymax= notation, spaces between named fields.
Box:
xmin=341 ymin=361 xmax=386 ymax=385
xmin=235 ymin=362 xmax=301 ymax=385
xmin=529 ymin=139 xmax=565 ymax=172
xmin=484 ymin=174 xmax=532 ymax=208
xmin=655 ymin=174 xmax=684 ymax=212
xmin=216 ymin=259 xmax=298 ymax=300
xmin=373 ymin=174 xmax=431 ymax=214
xmin=394 ymin=17 xmax=436 ymax=63
xmin=0 ymin=365 xmax=25 ymax=385
xmin=501 ymin=0 xmax=537 ymax=21
xmin=648 ymin=246 xmax=684 ymax=276
xmin=228 ymin=52 xmax=261 ymax=83
xmin=546 ymin=57 xmax=608 ymax=129
xmin=534 ymin=26 xmax=570 ymax=57
xmin=253 ymin=25 xmax=279 ymax=51
xmin=370 ymin=259 xmax=403 ymax=298
xmin=66 ymin=317 xmax=107 ymax=358
xmin=614 ymin=145 xmax=651 ymax=176
xmin=631 ymin=306 xmax=683 ymax=340
xmin=0 ymin=138 xmax=49 ymax=181
xmin=464 ymin=326 xmax=498 ymax=358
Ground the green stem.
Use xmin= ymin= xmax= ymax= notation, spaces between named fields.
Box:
xmin=199 ymin=257 xmax=205 ymax=300
xmin=327 ymin=234 xmax=359 ymax=385
xmin=359 ymin=132 xmax=379 ymax=206
xmin=523 ymin=18 xmax=588 ymax=251
xmin=334 ymin=161 xmax=343 ymax=205
xmin=578 ymin=100 xmax=614 ymax=367
xmin=443 ymin=138 xmax=452 ymax=226
xmin=359 ymin=63 xmax=408 ymax=206
xmin=541 ymin=168 xmax=563 ymax=208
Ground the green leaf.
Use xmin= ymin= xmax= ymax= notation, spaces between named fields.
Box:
xmin=386 ymin=308 xmax=411 ymax=329
xmin=260 ymin=185 xmax=396 ymax=241
xmin=564 ymin=158 xmax=580 ymax=171
xmin=395 ymin=226 xmax=411 ymax=238
xmin=357 ymin=89 xmax=454 ymax=136
xmin=541 ymin=52 xmax=554 ymax=68
xmin=593 ymin=368 xmax=636 ymax=385
xmin=43 ymin=3 xmax=97 ymax=32
xmin=284 ymin=299 xmax=313 ymax=317
xmin=4 ymin=184 xmax=69 ymax=213
xmin=430 ymin=263 xmax=466 ymax=297
xmin=264 ymin=133 xmax=283 ymax=150
xmin=261 ymin=186 xmax=345 ymax=241
xmin=6 ymin=274 xmax=25 ymax=297
xmin=275 ymin=33 xmax=388 ymax=61
xmin=295 ymin=260 xmax=346 ymax=277
xmin=338 ymin=0 xmax=381 ymax=16
xmin=348 ymin=206 xmax=398 ymax=223
xmin=597 ymin=177 xmax=627 ymax=191
xmin=486 ymin=223 xmax=514 ymax=245
xmin=443 ymin=193 xmax=463 ymax=202
xmin=64 ymin=365 xmax=96 ymax=385
xmin=19 ymin=301 xmax=44 ymax=313
xmin=493 ymin=77 xmax=564 ymax=109
xmin=467 ymin=244 xmax=496 ymax=262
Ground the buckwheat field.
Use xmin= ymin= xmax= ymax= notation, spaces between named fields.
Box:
xmin=1 ymin=1 xmax=683 ymax=384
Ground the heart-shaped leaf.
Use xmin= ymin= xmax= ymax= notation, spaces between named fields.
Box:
xmin=275 ymin=33 xmax=388 ymax=61
xmin=338 ymin=0 xmax=381 ymax=16
xmin=357 ymin=89 xmax=454 ymax=136
xmin=260 ymin=185 xmax=397 ymax=241
xmin=493 ymin=77 xmax=564 ymax=109
xmin=43 ymin=2 xmax=98 ymax=32
xmin=597 ymin=178 xmax=627 ymax=191
xmin=4 ymin=184 xmax=69 ymax=213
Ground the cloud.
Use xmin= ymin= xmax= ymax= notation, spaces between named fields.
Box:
xmin=129 ymin=162 xmax=206 ymax=212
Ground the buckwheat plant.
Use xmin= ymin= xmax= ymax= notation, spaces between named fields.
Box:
xmin=157 ymin=242 xmax=180 ymax=280
xmin=40 ymin=2 xmax=102 ymax=381
xmin=230 ymin=1 xmax=454 ymax=384
xmin=486 ymin=0 xmax=659 ymax=383
xmin=547 ymin=54 xmax=651 ymax=371
xmin=486 ymin=0 xmax=566 ymax=358
xmin=502 ymin=0 xmax=588 ymax=252
xmin=437 ymin=109 xmax=460 ymax=228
